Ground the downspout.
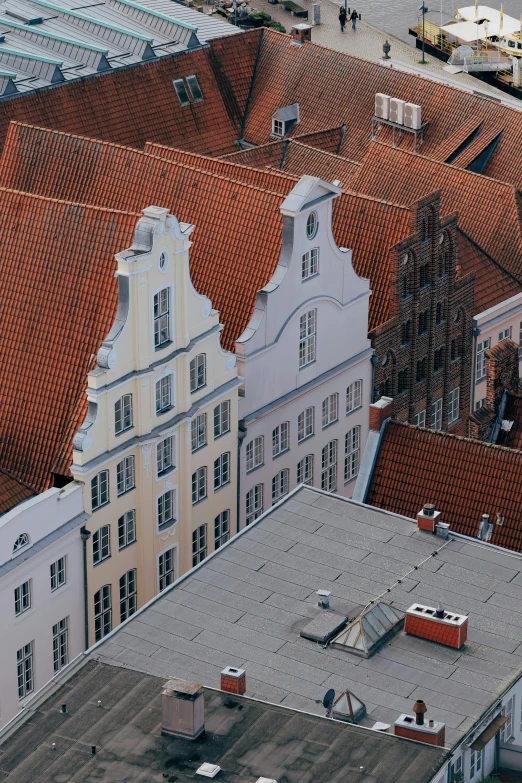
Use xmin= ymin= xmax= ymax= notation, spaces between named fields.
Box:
xmin=471 ymin=321 xmax=480 ymax=416
xmin=80 ymin=526 xmax=91 ymax=650
xmin=237 ymin=421 xmax=247 ymax=534
xmin=370 ymin=351 xmax=378 ymax=403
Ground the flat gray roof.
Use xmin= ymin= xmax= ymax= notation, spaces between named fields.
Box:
xmin=92 ymin=487 xmax=522 ymax=749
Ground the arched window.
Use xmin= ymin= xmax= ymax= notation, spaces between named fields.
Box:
xmin=306 ymin=212 xmax=318 ymax=240
xmin=13 ymin=533 xmax=30 ymax=553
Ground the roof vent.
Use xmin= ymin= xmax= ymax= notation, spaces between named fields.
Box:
xmin=395 ymin=701 xmax=445 ymax=746
xmin=405 ymin=603 xmax=468 ymax=649
xmin=256 ymin=779 xmax=277 ymax=783
xmin=161 ymin=678 xmax=205 ymax=740
xmin=330 ymin=602 xmax=404 ymax=657
xmin=317 ymin=589 xmax=331 ymax=609
xmin=196 ymin=763 xmax=221 ymax=778
xmin=478 ymin=513 xmax=493 ymax=541
xmin=417 ymin=504 xmax=441 ymax=533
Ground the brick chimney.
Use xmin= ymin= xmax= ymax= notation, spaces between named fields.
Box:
xmin=369 ymin=397 xmax=393 ymax=432
xmin=405 ymin=603 xmax=468 ymax=649
xmin=485 ymin=339 xmax=519 ymax=412
xmin=394 ymin=700 xmax=445 ymax=746
xmin=161 ymin=679 xmax=205 ymax=740
xmin=291 ymin=23 xmax=312 ymax=45
xmin=417 ymin=503 xmax=441 ymax=533
xmin=221 ymin=666 xmax=246 ymax=695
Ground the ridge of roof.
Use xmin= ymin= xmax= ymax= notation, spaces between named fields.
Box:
xmin=385 ymin=419 xmax=522 ymax=458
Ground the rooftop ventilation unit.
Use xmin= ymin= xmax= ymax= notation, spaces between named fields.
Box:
xmin=374 ymin=93 xmax=390 ymax=120
xmin=196 ymin=763 xmax=221 ymax=778
xmin=404 ymin=102 xmax=422 ymax=130
xmin=330 ymin=602 xmax=405 ymax=657
xmin=389 ymin=98 xmax=406 ymax=125
xmin=161 ymin=678 xmax=205 ymax=740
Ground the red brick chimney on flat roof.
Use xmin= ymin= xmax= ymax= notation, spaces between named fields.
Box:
xmin=395 ymin=700 xmax=445 ymax=746
xmin=369 ymin=397 xmax=393 ymax=432
xmin=405 ymin=603 xmax=468 ymax=649
xmin=221 ymin=667 xmax=246 ymax=695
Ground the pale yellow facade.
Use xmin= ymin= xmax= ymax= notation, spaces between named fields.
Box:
xmin=71 ymin=206 xmax=239 ymax=646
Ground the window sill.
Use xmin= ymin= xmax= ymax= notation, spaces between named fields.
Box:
xmin=214 ymin=480 xmax=231 ymax=493
xmin=346 ymin=405 xmax=362 ymax=417
xmin=156 ymin=405 xmax=173 ymax=417
xmin=433 ymin=367 xmax=443 ymax=375
xmin=322 ymin=419 xmax=339 ymax=431
xmin=115 ymin=425 xmax=134 ymax=438
xmin=214 ymin=429 xmax=231 ymax=442
xmin=272 ymin=448 xmax=290 ymax=461
xmin=299 ymin=359 xmax=316 ymax=372
xmin=344 ymin=474 xmax=358 ymax=486
xmin=191 ymin=384 xmax=207 ymax=395
xmin=297 ymin=433 xmax=315 ymax=446
xmin=158 ymin=519 xmax=177 ymax=532
xmin=14 ymin=607 xmax=35 ymax=624
xmin=475 ymin=376 xmax=487 ymax=385
xmin=157 ymin=465 xmax=176 ymax=479
xmin=119 ymin=539 xmax=137 ymax=551
xmin=93 ymin=555 xmax=111 ymax=568
xmin=246 ymin=463 xmax=264 ymax=475
xmin=191 ymin=496 xmax=207 ymax=507
xmin=92 ymin=500 xmax=110 ymax=513
xmin=50 ymin=583 xmax=70 ymax=599
xmin=155 ymin=340 xmax=173 ymax=353
xmin=447 ymin=418 xmax=461 ymax=429
xmin=302 ymin=272 xmax=319 ymax=283
xmin=116 ymin=486 xmax=135 ymax=499
xmin=397 ymin=389 xmax=409 ymax=397
xmin=191 ymin=442 xmax=207 ymax=454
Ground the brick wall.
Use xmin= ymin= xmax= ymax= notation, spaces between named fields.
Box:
xmin=485 ymin=338 xmax=519 ymax=411
xmin=405 ymin=614 xmax=467 ymax=649
xmin=221 ymin=671 xmax=246 ymax=695
xmin=394 ymin=724 xmax=446 ymax=747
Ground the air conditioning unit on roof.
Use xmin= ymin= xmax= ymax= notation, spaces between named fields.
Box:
xmin=389 ymin=97 xmax=406 ymax=125
xmin=404 ymin=102 xmax=422 ymax=130
xmin=374 ymin=93 xmax=390 ymax=120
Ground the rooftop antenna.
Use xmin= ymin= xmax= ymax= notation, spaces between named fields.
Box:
xmin=323 ymin=688 xmax=335 ymax=718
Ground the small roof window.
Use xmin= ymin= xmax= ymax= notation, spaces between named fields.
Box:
xmin=13 ymin=532 xmax=30 ymax=553
xmin=173 ymin=78 xmax=189 ymax=106
xmin=174 ymin=76 xmax=204 ymax=106
xmin=186 ymin=74 xmax=203 ymax=102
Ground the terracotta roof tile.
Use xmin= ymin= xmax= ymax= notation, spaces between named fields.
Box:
xmin=367 ymin=421 xmax=522 ymax=553
xmin=0 ymin=469 xmax=35 ymax=515
xmin=454 ymin=231 xmax=520 ymax=314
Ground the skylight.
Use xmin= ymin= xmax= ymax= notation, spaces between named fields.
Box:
xmin=330 ymin=602 xmax=405 ymax=658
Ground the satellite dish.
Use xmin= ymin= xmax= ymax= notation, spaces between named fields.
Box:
xmin=323 ymin=689 xmax=335 ymax=710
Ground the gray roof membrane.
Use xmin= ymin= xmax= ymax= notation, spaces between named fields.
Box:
xmin=92 ymin=487 xmax=522 ymax=750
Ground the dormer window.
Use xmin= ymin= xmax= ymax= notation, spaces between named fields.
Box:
xmin=13 ymin=533 xmax=30 ymax=553
xmin=271 ymin=103 xmax=299 ymax=138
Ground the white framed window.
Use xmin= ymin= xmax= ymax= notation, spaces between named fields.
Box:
xmin=298 ymin=407 xmax=314 ymax=442
xmin=322 ymin=393 xmax=339 ymax=428
xmin=306 ymin=211 xmax=318 ymax=239
xmin=13 ymin=533 xmax=30 ymax=553
xmin=470 ymin=747 xmax=482 ymax=779
xmin=158 ymin=547 xmax=176 ymax=592
xmin=17 ymin=642 xmax=33 ymax=699
xmin=50 ymin=557 xmax=66 ymax=591
xmin=154 ymin=288 xmax=170 ymax=348
xmin=173 ymin=78 xmax=190 ymax=105
xmin=191 ymin=413 xmax=207 ymax=451
xmin=158 ymin=489 xmax=176 ymax=530
xmin=14 ymin=580 xmax=31 ymax=616
xmin=192 ymin=466 xmax=207 ymax=504
xmin=499 ymin=327 xmax=512 ymax=342
xmin=94 ymin=585 xmax=111 ymax=642
xmin=116 ymin=455 xmax=135 ymax=496
xmin=156 ymin=375 xmax=172 ymax=415
xmin=215 ymin=510 xmax=230 ymax=549
xmin=157 ymin=436 xmax=174 ymax=475
xmin=246 ymin=436 xmax=264 ymax=472
xmin=302 ymin=248 xmax=319 ymax=280
xmin=120 ymin=569 xmax=137 ymax=622
xmin=299 ymin=309 xmax=317 ymax=368
xmin=272 ymin=469 xmax=289 ymax=504
xmin=449 ymin=756 xmax=462 ymax=783
xmin=476 ymin=338 xmax=490 ymax=381
xmin=272 ymin=118 xmax=284 ymax=137
xmin=92 ymin=525 xmax=110 ymax=565
xmin=115 ymin=394 xmax=133 ymax=435
xmin=118 ymin=510 xmax=136 ymax=549
xmin=413 ymin=410 xmax=426 ymax=427
xmin=430 ymin=398 xmax=442 ymax=431
xmin=321 ymin=440 xmax=338 ymax=492
xmin=91 ymin=470 xmax=109 ymax=511
xmin=346 ymin=380 xmax=363 ymax=414
xmin=214 ymin=452 xmax=230 ymax=490
xmin=186 ymin=74 xmax=203 ymax=101
xmin=297 ymin=454 xmax=314 ymax=485
xmin=272 ymin=422 xmax=289 ymax=457
xmin=474 ymin=397 xmax=487 ymax=411
xmin=52 ymin=618 xmax=68 ymax=673
xmin=448 ymin=387 xmax=460 ymax=425
xmin=214 ymin=400 xmax=230 ymax=438
xmin=501 ymin=695 xmax=515 ymax=743
xmin=192 ymin=524 xmax=207 ymax=566
xmin=190 ymin=354 xmax=206 ymax=392
xmin=344 ymin=426 xmax=360 ymax=482
xmin=246 ymin=484 xmax=263 ymax=525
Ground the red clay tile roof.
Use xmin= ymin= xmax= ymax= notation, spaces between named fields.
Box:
xmin=453 ymin=231 xmax=521 ymax=314
xmin=498 ymin=393 xmax=522 ymax=450
xmin=367 ymin=421 xmax=522 ymax=553
xmin=0 ymin=469 xmax=35 ymax=516
xmin=0 ymin=188 xmax=138 ymax=492
xmin=349 ymin=142 xmax=522 ymax=284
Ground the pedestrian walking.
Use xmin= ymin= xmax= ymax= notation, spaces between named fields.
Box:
xmin=350 ymin=8 xmax=358 ymax=29
xmin=338 ymin=6 xmax=347 ymax=31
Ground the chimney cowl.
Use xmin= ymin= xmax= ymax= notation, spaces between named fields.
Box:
xmin=413 ymin=699 xmax=427 ymax=725
xmin=291 ymin=23 xmax=311 ymax=45
xmin=423 ymin=503 xmax=435 ymax=517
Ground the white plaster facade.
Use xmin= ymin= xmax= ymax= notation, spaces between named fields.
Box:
xmin=0 ymin=482 xmax=87 ymax=728
xmin=236 ymin=177 xmax=373 ymax=526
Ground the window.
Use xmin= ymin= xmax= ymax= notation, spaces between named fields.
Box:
xmin=214 ymin=452 xmax=230 ymax=490
xmin=475 ymin=397 xmax=486 ymax=411
xmin=52 ymin=618 xmax=68 ymax=673
xmin=272 ymin=422 xmax=289 ymax=457
xmin=379 ymin=379 xmax=391 ymax=398
xmin=93 ymin=525 xmax=111 ymax=565
xmin=449 ymin=756 xmax=462 ymax=783
xmin=298 ymin=407 xmax=314 ymax=442
xmin=448 ymin=387 xmax=460 ymax=425
xmin=192 ymin=525 xmax=207 ymax=566
xmin=246 ymin=436 xmax=264 ymax=472
xmin=158 ymin=489 xmax=176 ymax=529
xmin=434 ymin=347 xmax=444 ymax=372
xmin=476 ymin=338 xmax=490 ymax=380
xmin=214 ymin=401 xmax=230 ymax=438
xmin=501 ymin=695 xmax=515 ymax=743
xmin=159 ymin=548 xmax=175 ymax=592
xmin=14 ymin=580 xmax=31 ymax=616
xmin=246 ymin=484 xmax=263 ymax=525
xmin=156 ymin=375 xmax=172 ymax=414
xmin=17 ymin=643 xmax=33 ymax=699
xmin=397 ymin=368 xmax=408 ymax=394
xmin=116 ymin=455 xmax=135 ymax=496
xmin=499 ymin=327 xmax=512 ymax=342
xmin=94 ymin=585 xmax=111 ymax=641
xmin=470 ymin=747 xmax=482 ymax=779
xmin=91 ymin=470 xmax=109 ymax=511
xmin=190 ymin=354 xmax=206 ymax=392
xmin=435 ymin=302 xmax=444 ymax=324
xmin=400 ymin=321 xmax=412 ymax=345
xmin=306 ymin=211 xmax=318 ymax=239
xmin=173 ymin=78 xmax=190 ymax=105
xmin=438 ymin=246 xmax=449 ymax=277
xmin=272 ymin=118 xmax=284 ymax=137
xmin=299 ymin=310 xmax=317 ymax=368
xmin=115 ymin=394 xmax=133 ymax=435
xmin=120 ymin=569 xmax=137 ymax=622
xmin=186 ymin=74 xmax=203 ymax=101
xmin=451 ymin=338 xmax=461 ymax=361
xmin=418 ymin=310 xmax=429 ymax=335
xmin=50 ymin=557 xmax=66 ymax=591
xmin=344 ymin=426 xmax=360 ymax=482
xmin=413 ymin=410 xmax=426 ymax=427
xmin=346 ymin=380 xmax=362 ymax=413
xmin=191 ymin=413 xmax=207 ymax=451
xmin=401 ymin=273 xmax=410 ymax=299
xmin=154 ymin=288 xmax=170 ymax=348
xmin=157 ymin=436 xmax=174 ymax=475
xmin=416 ymin=357 xmax=427 ymax=382
xmin=214 ymin=510 xmax=230 ymax=550
xmin=302 ymin=248 xmax=319 ymax=280
xmin=297 ymin=454 xmax=314 ymax=486
xmin=192 ymin=466 xmax=207 ymax=504
xmin=431 ymin=398 xmax=442 ymax=431
xmin=118 ymin=510 xmax=136 ymax=549
xmin=322 ymin=393 xmax=339 ymax=428
xmin=13 ymin=533 xmax=29 ymax=553
xmin=272 ymin=469 xmax=289 ymax=504
xmin=321 ymin=440 xmax=338 ymax=492
xmin=419 ymin=263 xmax=430 ymax=287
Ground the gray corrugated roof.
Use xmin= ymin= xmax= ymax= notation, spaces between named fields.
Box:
xmin=92 ymin=487 xmax=522 ymax=749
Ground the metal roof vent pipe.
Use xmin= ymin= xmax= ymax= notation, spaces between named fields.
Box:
xmin=478 ymin=513 xmax=493 ymax=541
xmin=317 ymin=590 xmax=331 ymax=609
xmin=161 ymin=679 xmax=205 ymax=740
xmin=413 ymin=700 xmax=427 ymax=725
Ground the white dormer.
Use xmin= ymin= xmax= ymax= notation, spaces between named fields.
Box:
xmin=271 ymin=103 xmax=299 ymax=138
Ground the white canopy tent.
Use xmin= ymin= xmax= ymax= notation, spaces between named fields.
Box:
xmin=442 ymin=5 xmax=520 ymax=40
